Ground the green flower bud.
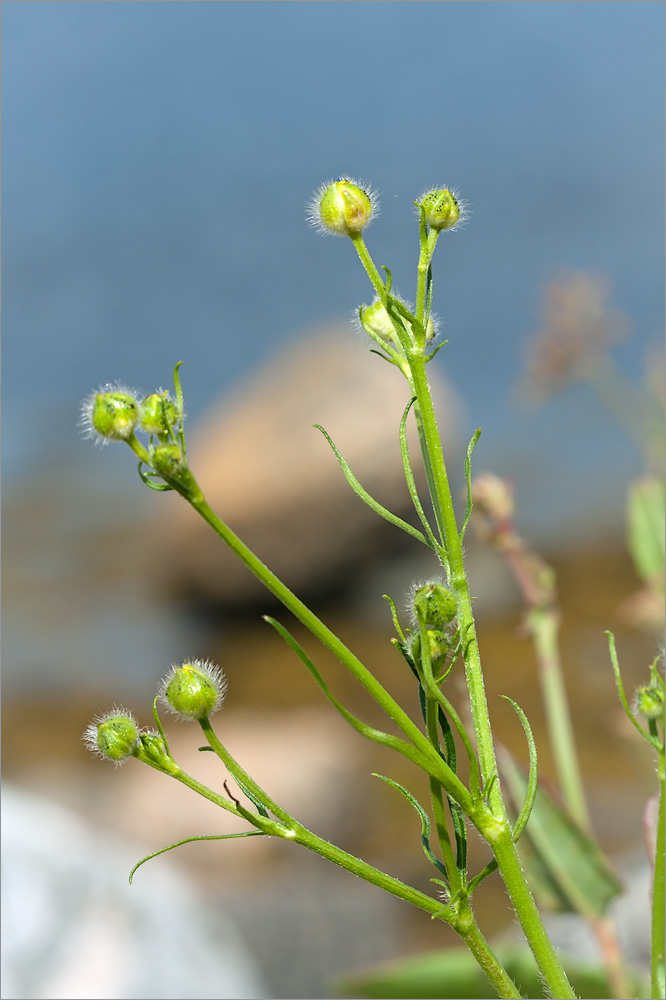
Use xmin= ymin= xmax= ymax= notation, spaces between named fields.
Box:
xmin=308 ymin=177 xmax=377 ymax=237
xmin=359 ymin=297 xmax=437 ymax=345
xmin=412 ymin=582 xmax=457 ymax=629
xmin=152 ymin=443 xmax=184 ymax=478
xmin=410 ymin=629 xmax=450 ymax=672
xmin=139 ymin=392 xmax=179 ymax=436
xmin=83 ymin=708 xmax=140 ymax=763
xmin=419 ymin=188 xmax=464 ymax=231
xmin=634 ymin=685 xmax=665 ymax=721
xmin=134 ymin=731 xmax=174 ymax=770
xmin=360 ymin=299 xmax=397 ymax=343
xmin=80 ymin=384 xmax=141 ymax=444
xmin=160 ymin=659 xmax=227 ymax=720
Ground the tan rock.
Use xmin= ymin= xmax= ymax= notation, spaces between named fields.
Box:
xmin=155 ymin=325 xmax=459 ymax=605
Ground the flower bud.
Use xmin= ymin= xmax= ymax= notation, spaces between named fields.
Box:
xmin=359 ymin=300 xmax=399 ymax=344
xmin=83 ymin=709 xmax=140 ymax=763
xmin=139 ymin=392 xmax=179 ymax=436
xmin=160 ymin=659 xmax=227 ymax=720
xmin=152 ymin=443 xmax=184 ymax=478
xmin=634 ymin=685 xmax=664 ymax=721
xmin=419 ymin=188 xmax=463 ymax=231
xmin=308 ymin=178 xmax=377 ymax=237
xmin=412 ymin=582 xmax=457 ymax=629
xmin=359 ymin=298 xmax=437 ymax=346
xmin=80 ymin=384 xmax=141 ymax=443
xmin=410 ymin=628 xmax=449 ymax=673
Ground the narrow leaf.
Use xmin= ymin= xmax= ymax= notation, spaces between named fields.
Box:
xmin=373 ymin=773 xmax=450 ymax=883
xmin=460 ymin=429 xmax=482 ymax=542
xmin=315 ymin=425 xmax=431 ymax=548
xmin=425 ymin=341 xmax=449 ymax=364
xmin=383 ymin=594 xmax=407 ymax=643
xmin=138 ymin=463 xmax=173 ymax=491
xmin=264 ymin=617 xmax=429 ymax=770
xmin=502 ymin=696 xmax=538 ymax=842
xmin=398 ymin=398 xmax=441 ymax=552
xmin=466 ymin=858 xmax=499 ymax=897
xmin=129 ymin=830 xmax=264 ymax=883
xmin=607 ymin=631 xmax=659 ymax=748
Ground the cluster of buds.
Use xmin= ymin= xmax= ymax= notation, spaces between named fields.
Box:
xmin=80 ymin=383 xmax=179 ymax=447
xmin=308 ymin=178 xmax=465 ymax=239
xmin=408 ymin=582 xmax=459 ymax=675
xmin=358 ymin=297 xmax=438 ymax=348
xmin=634 ymin=683 xmax=665 ymax=722
xmin=84 ymin=660 xmax=227 ymax=765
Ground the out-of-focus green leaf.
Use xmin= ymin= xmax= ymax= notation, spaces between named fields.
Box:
xmin=501 ymin=756 xmax=622 ymax=917
xmin=336 ymin=945 xmax=649 ymax=999
xmin=627 ymin=476 xmax=665 ymax=585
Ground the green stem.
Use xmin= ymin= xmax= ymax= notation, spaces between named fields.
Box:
xmin=652 ymin=750 xmax=666 ymax=999
xmin=198 ymin=716 xmax=296 ymax=826
xmin=407 ymin=353 xmax=501 ymax=806
xmin=454 ymin=900 xmax=523 ymax=1000
xmin=405 ymin=354 xmax=576 ymax=998
xmin=415 ymin=213 xmax=439 ymax=328
xmin=147 ymin=723 xmax=522 ymax=997
xmin=527 ymin=606 xmax=591 ymax=831
xmin=424 ymin=690 xmax=461 ymax=892
xmin=289 ymin=825 xmax=521 ymax=1000
xmin=491 ymin=826 xmax=577 ymax=999
xmin=162 ymin=468 xmax=474 ymax=815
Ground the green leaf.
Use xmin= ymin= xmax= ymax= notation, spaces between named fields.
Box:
xmin=373 ymin=773 xmax=450 ymax=884
xmin=460 ymin=429 xmax=482 ymax=542
xmin=382 ymin=594 xmax=407 ymax=643
xmin=424 ymin=341 xmax=448 ymax=364
xmin=263 ymin=617 xmax=430 ymax=771
xmin=398 ymin=398 xmax=441 ymax=553
xmin=501 ymin=696 xmax=537 ymax=842
xmin=607 ymin=631 xmax=660 ymax=749
xmin=314 ymin=425 xmax=431 ymax=548
xmin=335 ymin=945 xmax=649 ymax=999
xmin=627 ymin=476 xmax=666 ymax=584
xmin=501 ymin=754 xmax=622 ymax=917
xmin=138 ymin=462 xmax=173 ymax=491
xmin=129 ymin=830 xmax=265 ymax=883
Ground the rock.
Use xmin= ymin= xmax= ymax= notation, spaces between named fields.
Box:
xmin=155 ymin=324 xmax=459 ymax=606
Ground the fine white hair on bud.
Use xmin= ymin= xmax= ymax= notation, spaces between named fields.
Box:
xmin=159 ymin=658 xmax=227 ymax=721
xmin=417 ymin=187 xmax=469 ymax=232
xmin=307 ymin=176 xmax=379 ymax=237
xmin=355 ymin=296 xmax=439 ymax=347
xmin=79 ymin=382 xmax=142 ymax=445
xmin=407 ymin=578 xmax=457 ymax=629
xmin=83 ymin=707 xmax=141 ymax=764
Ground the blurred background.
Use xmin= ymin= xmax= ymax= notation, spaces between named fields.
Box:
xmin=2 ymin=2 xmax=664 ymax=998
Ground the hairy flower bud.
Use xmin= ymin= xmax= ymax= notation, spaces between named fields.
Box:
xmin=634 ymin=685 xmax=665 ymax=721
xmin=410 ymin=628 xmax=450 ymax=673
xmin=308 ymin=177 xmax=377 ymax=237
xmin=160 ymin=659 xmax=227 ymax=720
xmin=80 ymin=384 xmax=141 ymax=443
xmin=152 ymin=443 xmax=184 ymax=478
xmin=359 ymin=300 xmax=397 ymax=343
xmin=419 ymin=188 xmax=464 ymax=231
xmin=412 ymin=582 xmax=457 ymax=629
xmin=83 ymin=709 xmax=140 ymax=763
xmin=359 ymin=297 xmax=437 ymax=346
xmin=139 ymin=392 xmax=179 ymax=436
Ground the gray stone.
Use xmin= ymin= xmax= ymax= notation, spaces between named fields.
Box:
xmin=155 ymin=325 xmax=459 ymax=606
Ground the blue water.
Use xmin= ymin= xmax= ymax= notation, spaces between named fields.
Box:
xmin=3 ymin=1 xmax=664 ymax=531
